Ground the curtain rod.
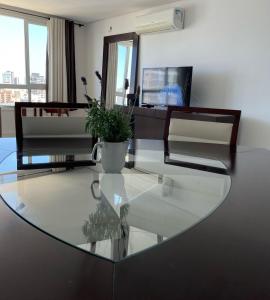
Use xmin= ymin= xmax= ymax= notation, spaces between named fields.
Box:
xmin=0 ymin=6 xmax=84 ymax=27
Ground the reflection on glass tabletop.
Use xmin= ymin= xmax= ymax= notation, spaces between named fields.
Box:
xmin=0 ymin=140 xmax=231 ymax=262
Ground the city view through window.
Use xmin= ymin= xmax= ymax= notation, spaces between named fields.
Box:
xmin=0 ymin=14 xmax=47 ymax=105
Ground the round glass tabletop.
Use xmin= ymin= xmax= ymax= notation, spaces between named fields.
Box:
xmin=0 ymin=140 xmax=231 ymax=262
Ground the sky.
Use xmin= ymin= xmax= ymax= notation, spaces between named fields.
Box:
xmin=0 ymin=14 xmax=47 ymax=84
xmin=116 ymin=45 xmax=127 ymax=91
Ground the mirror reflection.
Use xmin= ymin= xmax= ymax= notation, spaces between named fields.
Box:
xmin=103 ymin=33 xmax=139 ymax=109
xmin=106 ymin=40 xmax=133 ymax=108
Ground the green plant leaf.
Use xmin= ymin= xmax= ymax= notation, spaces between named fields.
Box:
xmin=85 ymin=101 xmax=132 ymax=142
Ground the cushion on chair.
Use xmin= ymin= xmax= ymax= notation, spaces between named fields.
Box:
xmin=168 ymin=118 xmax=233 ymax=145
xmin=22 ymin=117 xmax=90 ymax=138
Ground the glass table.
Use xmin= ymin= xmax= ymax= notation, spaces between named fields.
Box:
xmin=17 ymin=137 xmax=96 ymax=169
xmin=0 ymin=139 xmax=232 ymax=262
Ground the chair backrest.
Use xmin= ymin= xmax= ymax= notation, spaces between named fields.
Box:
xmin=15 ymin=102 xmax=90 ymax=150
xmin=22 ymin=117 xmax=88 ymax=138
xmin=164 ymin=106 xmax=241 ymax=148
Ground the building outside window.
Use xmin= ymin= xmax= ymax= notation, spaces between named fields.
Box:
xmin=0 ymin=10 xmax=48 ymax=105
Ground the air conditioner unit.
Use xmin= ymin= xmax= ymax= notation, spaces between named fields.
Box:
xmin=135 ymin=8 xmax=185 ymax=35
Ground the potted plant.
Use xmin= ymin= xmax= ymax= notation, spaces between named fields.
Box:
xmin=85 ymin=99 xmax=132 ymax=173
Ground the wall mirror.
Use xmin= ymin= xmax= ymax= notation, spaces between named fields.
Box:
xmin=101 ymin=32 xmax=139 ymax=109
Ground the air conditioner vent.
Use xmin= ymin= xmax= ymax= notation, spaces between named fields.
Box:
xmin=135 ymin=8 xmax=184 ymax=35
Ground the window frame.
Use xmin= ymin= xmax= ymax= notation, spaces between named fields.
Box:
xmin=0 ymin=9 xmax=47 ymax=103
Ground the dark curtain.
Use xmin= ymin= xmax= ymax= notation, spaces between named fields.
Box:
xmin=65 ymin=20 xmax=77 ymax=103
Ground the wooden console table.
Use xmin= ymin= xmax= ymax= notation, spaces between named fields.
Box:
xmin=123 ymin=106 xmax=235 ymax=139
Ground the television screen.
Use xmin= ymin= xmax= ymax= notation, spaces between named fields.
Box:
xmin=142 ymin=67 xmax=193 ymax=107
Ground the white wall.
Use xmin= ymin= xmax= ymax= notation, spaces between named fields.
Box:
xmin=85 ymin=0 xmax=270 ymax=148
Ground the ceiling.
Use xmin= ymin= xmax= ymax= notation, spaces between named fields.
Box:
xmin=0 ymin=0 xmax=178 ymax=23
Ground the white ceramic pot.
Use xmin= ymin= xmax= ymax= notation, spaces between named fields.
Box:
xmin=91 ymin=141 xmax=129 ymax=173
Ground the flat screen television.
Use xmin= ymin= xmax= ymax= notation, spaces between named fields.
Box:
xmin=142 ymin=67 xmax=193 ymax=107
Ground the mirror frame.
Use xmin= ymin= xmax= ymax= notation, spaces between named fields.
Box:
xmin=101 ymin=32 xmax=140 ymax=106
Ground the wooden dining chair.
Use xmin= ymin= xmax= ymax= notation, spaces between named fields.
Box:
xmin=164 ymin=106 xmax=241 ymax=149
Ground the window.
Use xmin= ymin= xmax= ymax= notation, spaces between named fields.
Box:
xmin=0 ymin=11 xmax=47 ymax=105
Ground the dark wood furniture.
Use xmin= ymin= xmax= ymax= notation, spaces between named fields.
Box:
xmin=122 ymin=106 xmax=239 ymax=140
xmin=131 ymin=107 xmax=168 ymax=139
xmin=101 ymin=32 xmax=139 ymax=106
xmin=1 ymin=139 xmax=270 ymax=299
xmin=164 ymin=106 xmax=241 ymax=149
xmin=43 ymin=108 xmax=70 ymax=116
xmin=164 ymin=141 xmax=235 ymax=175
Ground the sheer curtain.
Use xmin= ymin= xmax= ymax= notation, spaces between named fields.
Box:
xmin=47 ymin=17 xmax=77 ymax=166
xmin=47 ymin=18 xmax=77 ymax=103
xmin=106 ymin=43 xmax=118 ymax=110
xmin=47 ymin=17 xmax=67 ymax=102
